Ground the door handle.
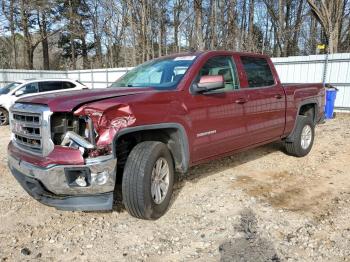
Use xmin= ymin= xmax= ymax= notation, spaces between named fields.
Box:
xmin=235 ymin=98 xmax=247 ymax=104
xmin=274 ymin=94 xmax=283 ymax=99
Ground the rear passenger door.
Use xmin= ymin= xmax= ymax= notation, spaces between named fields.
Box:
xmin=239 ymin=56 xmax=286 ymax=144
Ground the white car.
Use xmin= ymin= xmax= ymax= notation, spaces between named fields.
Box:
xmin=0 ymin=79 xmax=88 ymax=125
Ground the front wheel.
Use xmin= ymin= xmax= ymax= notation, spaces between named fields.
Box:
xmin=285 ymin=116 xmax=315 ymax=157
xmin=122 ymin=141 xmax=174 ymax=220
xmin=0 ymin=108 xmax=9 ymax=126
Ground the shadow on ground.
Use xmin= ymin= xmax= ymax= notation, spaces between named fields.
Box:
xmin=169 ymin=142 xmax=285 ymax=207
xmin=219 ymin=208 xmax=280 ymax=262
xmin=112 ymin=141 xmax=285 ymax=213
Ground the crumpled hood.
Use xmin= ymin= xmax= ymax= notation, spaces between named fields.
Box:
xmin=17 ymin=87 xmax=155 ymax=112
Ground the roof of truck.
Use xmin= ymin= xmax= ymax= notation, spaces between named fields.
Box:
xmin=162 ymin=50 xmax=270 ymax=59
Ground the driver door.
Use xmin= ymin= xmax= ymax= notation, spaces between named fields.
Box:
xmin=187 ymin=55 xmax=248 ymax=162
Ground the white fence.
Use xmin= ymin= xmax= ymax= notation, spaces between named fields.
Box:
xmin=1 ymin=53 xmax=350 ymax=108
xmin=0 ymin=68 xmax=132 ymax=89
xmin=272 ymin=53 xmax=350 ymax=109
xmin=67 ymin=68 xmax=132 ymax=88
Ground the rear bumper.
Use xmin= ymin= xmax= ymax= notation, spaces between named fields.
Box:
xmin=8 ymin=148 xmax=117 ymax=211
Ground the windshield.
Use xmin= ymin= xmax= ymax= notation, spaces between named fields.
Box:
xmin=111 ymin=56 xmax=197 ymax=90
xmin=0 ymin=82 xmax=22 ymax=95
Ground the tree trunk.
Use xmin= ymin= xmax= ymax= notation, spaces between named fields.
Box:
xmin=81 ymin=36 xmax=89 ymax=69
xmin=310 ymin=14 xmax=317 ymax=54
xmin=68 ymin=0 xmax=76 ymax=69
xmin=173 ymin=1 xmax=179 ymax=52
xmin=95 ymin=35 xmax=103 ymax=67
xmin=248 ymin=0 xmax=255 ymax=51
xmin=194 ymin=0 xmax=204 ymax=50
xmin=42 ymin=38 xmax=50 ymax=70
xmin=6 ymin=0 xmax=18 ymax=68
xmin=40 ymin=12 xmax=50 ymax=70
xmin=20 ymin=0 xmax=31 ymax=69
xmin=240 ymin=0 xmax=247 ymax=49
xmin=28 ymin=46 xmax=34 ymax=70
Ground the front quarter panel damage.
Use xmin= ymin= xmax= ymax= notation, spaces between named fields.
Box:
xmin=75 ymin=104 xmax=136 ymax=154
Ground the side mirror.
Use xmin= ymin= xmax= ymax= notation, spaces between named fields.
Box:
xmin=14 ymin=90 xmax=24 ymax=97
xmin=192 ymin=75 xmax=225 ymax=93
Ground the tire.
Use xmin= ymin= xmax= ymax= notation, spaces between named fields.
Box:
xmin=122 ymin=141 xmax=174 ymax=220
xmin=285 ymin=115 xmax=315 ymax=157
xmin=0 ymin=108 xmax=9 ymax=126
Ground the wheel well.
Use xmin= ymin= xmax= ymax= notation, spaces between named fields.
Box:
xmin=0 ymin=106 xmax=8 ymax=112
xmin=299 ymin=103 xmax=316 ymax=124
xmin=114 ymin=128 xmax=188 ymax=177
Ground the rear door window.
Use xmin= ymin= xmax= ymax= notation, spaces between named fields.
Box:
xmin=241 ymin=57 xmax=275 ymax=88
xmin=39 ymin=82 xmax=63 ymax=92
xmin=62 ymin=82 xmax=76 ymax=89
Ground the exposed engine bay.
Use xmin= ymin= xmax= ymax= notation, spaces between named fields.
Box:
xmin=50 ymin=113 xmax=104 ymax=158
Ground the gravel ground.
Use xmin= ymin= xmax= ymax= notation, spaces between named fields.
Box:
xmin=0 ymin=114 xmax=350 ymax=261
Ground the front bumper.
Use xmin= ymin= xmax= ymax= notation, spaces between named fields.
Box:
xmin=8 ymin=153 xmax=117 ymax=211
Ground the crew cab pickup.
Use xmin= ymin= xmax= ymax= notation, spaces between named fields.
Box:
xmin=8 ymin=51 xmax=325 ymax=220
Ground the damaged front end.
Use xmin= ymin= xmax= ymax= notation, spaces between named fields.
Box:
xmin=51 ymin=103 xmax=136 ymax=159
xmin=44 ymin=104 xmax=137 ymax=199
xmin=51 ymin=113 xmax=99 ymax=157
xmin=8 ymin=103 xmax=119 ymax=211
xmin=72 ymin=103 xmax=136 ymax=157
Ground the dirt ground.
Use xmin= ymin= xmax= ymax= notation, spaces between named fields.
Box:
xmin=0 ymin=115 xmax=350 ymax=261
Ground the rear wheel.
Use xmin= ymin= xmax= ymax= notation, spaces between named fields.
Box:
xmin=0 ymin=108 xmax=9 ymax=126
xmin=122 ymin=141 xmax=174 ymax=220
xmin=285 ymin=116 xmax=315 ymax=157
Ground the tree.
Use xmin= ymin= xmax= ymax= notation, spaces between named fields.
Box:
xmin=1 ymin=0 xmax=19 ymax=68
xmin=194 ymin=0 xmax=204 ymax=50
xmin=36 ymin=0 xmax=62 ymax=70
xmin=1 ymin=0 xmax=350 ymax=70
xmin=264 ymin=0 xmax=306 ymax=56
xmin=307 ymin=0 xmax=345 ymax=53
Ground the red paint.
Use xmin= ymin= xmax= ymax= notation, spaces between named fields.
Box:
xmin=8 ymin=142 xmax=84 ymax=167
xmin=19 ymin=88 xmax=155 ymax=112
xmin=11 ymin=51 xmax=325 ymax=168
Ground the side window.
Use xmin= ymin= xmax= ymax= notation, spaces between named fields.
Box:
xmin=39 ymin=82 xmax=63 ymax=92
xmin=196 ymin=56 xmax=239 ymax=92
xmin=241 ymin=57 xmax=275 ymax=88
xmin=172 ymin=66 xmax=187 ymax=83
xmin=62 ymin=82 xmax=76 ymax=89
xmin=19 ymin=83 xmax=39 ymax=95
xmin=148 ymin=71 xmax=163 ymax=84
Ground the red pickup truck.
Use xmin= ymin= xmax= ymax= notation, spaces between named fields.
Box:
xmin=8 ymin=51 xmax=325 ymax=219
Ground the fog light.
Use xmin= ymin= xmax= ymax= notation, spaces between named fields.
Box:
xmin=75 ymin=176 xmax=88 ymax=187
xmin=65 ymin=167 xmax=91 ymax=187
xmin=93 ymin=171 xmax=109 ymax=185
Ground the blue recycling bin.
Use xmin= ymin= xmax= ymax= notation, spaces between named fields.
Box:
xmin=325 ymin=88 xmax=337 ymax=119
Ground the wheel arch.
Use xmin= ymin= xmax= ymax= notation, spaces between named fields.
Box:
xmin=298 ymin=101 xmax=318 ymax=124
xmin=112 ymin=123 xmax=190 ymax=173
xmin=0 ymin=106 xmax=9 ymax=125
xmin=286 ymin=100 xmax=319 ymax=142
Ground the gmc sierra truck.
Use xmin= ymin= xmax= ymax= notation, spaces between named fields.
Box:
xmin=8 ymin=51 xmax=325 ymax=220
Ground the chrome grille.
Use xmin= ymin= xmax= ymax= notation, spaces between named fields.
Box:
xmin=13 ymin=113 xmax=41 ymax=124
xmin=10 ymin=103 xmax=54 ymax=156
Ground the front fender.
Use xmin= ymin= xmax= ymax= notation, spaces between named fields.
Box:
xmin=113 ymin=123 xmax=190 ymax=173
